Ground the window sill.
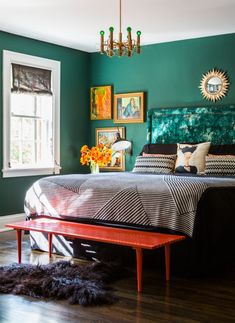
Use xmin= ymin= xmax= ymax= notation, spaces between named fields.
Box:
xmin=2 ymin=166 xmax=61 ymax=178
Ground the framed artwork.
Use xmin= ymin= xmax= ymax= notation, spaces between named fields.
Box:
xmin=90 ymin=85 xmax=112 ymax=120
xmin=114 ymin=92 xmax=144 ymax=123
xmin=96 ymin=127 xmax=125 ymax=171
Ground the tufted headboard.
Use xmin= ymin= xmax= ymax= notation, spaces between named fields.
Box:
xmin=147 ymin=105 xmax=235 ymax=144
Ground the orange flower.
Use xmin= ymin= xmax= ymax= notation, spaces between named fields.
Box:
xmin=80 ymin=144 xmax=112 ymax=167
xmin=81 ymin=145 xmax=89 ymax=152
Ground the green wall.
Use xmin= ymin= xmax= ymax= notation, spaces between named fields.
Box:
xmin=1 ymin=31 xmax=235 ymax=216
xmin=90 ymin=33 xmax=235 ymax=170
xmin=0 ymin=31 xmax=90 ymax=216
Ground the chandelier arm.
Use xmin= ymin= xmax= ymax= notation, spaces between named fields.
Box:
xmin=109 ymin=28 xmax=114 ymax=56
xmin=137 ymin=33 xmax=140 ymax=54
xmin=118 ymin=32 xmax=123 ymax=56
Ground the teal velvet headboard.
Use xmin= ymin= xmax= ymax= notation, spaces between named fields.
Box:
xmin=147 ymin=105 xmax=235 ymax=144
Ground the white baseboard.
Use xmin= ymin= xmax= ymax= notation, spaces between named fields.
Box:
xmin=0 ymin=213 xmax=25 ymax=232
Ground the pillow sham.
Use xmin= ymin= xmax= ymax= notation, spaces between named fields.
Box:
xmin=205 ymin=155 xmax=235 ymax=176
xmin=140 ymin=143 xmax=177 ymax=155
xmin=207 ymin=154 xmax=235 ymax=158
xmin=175 ymin=142 xmax=211 ymax=174
xmin=209 ymin=144 xmax=235 ymax=156
xmin=142 ymin=152 xmax=166 ymax=157
xmin=132 ymin=155 xmax=177 ymax=173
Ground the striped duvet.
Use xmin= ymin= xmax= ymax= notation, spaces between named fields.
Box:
xmin=24 ymin=172 xmax=235 ymax=237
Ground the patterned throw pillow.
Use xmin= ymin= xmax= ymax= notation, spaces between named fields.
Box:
xmin=205 ymin=155 xmax=235 ymax=176
xmin=132 ymin=155 xmax=177 ymax=173
xmin=175 ymin=142 xmax=211 ymax=174
xmin=142 ymin=152 xmax=167 ymax=157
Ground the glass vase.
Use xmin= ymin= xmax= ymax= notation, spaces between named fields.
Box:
xmin=90 ymin=163 xmax=99 ymax=174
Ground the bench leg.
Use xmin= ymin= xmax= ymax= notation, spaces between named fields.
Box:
xmin=165 ymin=244 xmax=170 ymax=281
xmin=48 ymin=233 xmax=53 ymax=258
xmin=16 ymin=229 xmax=22 ymax=264
xmin=135 ymin=248 xmax=143 ymax=293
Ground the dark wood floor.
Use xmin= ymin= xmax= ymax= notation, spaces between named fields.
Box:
xmin=0 ymin=231 xmax=235 ymax=323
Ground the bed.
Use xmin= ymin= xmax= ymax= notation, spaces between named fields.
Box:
xmin=25 ymin=105 xmax=235 ymax=273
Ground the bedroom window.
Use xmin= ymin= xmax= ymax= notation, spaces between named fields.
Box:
xmin=2 ymin=50 xmax=61 ymax=177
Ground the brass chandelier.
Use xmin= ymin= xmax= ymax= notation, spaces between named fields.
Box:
xmin=100 ymin=0 xmax=141 ymax=57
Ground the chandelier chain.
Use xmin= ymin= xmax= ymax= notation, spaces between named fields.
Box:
xmin=119 ymin=0 xmax=122 ymax=33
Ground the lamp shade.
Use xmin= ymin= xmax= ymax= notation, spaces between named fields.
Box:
xmin=112 ymin=132 xmax=132 ymax=152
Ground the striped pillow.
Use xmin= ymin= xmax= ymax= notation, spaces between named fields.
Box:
xmin=132 ymin=155 xmax=177 ymax=173
xmin=205 ymin=155 xmax=235 ymax=176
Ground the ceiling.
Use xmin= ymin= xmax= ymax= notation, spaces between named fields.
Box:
xmin=0 ymin=0 xmax=235 ymax=53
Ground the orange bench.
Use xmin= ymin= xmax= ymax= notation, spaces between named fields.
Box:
xmin=6 ymin=218 xmax=185 ymax=292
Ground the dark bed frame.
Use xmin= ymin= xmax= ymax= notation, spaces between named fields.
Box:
xmin=145 ymin=105 xmax=235 ymax=272
xmin=29 ymin=104 xmax=235 ymax=274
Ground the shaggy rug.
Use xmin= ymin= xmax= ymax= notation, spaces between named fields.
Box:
xmin=0 ymin=261 xmax=123 ymax=306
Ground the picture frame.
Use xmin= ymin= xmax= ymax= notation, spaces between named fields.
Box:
xmin=90 ymin=85 xmax=112 ymax=120
xmin=114 ymin=92 xmax=144 ymax=123
xmin=96 ymin=127 xmax=125 ymax=171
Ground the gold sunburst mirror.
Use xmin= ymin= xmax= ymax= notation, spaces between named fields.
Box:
xmin=199 ymin=69 xmax=229 ymax=102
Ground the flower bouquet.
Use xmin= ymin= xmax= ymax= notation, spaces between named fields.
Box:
xmin=80 ymin=144 xmax=112 ymax=173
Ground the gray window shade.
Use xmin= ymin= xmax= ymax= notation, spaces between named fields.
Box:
xmin=11 ymin=64 xmax=52 ymax=95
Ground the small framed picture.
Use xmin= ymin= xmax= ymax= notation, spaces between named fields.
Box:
xmin=114 ymin=92 xmax=144 ymax=123
xmin=96 ymin=127 xmax=125 ymax=171
xmin=90 ymin=85 xmax=112 ymax=120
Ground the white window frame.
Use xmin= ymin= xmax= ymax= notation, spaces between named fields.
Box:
xmin=2 ymin=50 xmax=61 ymax=178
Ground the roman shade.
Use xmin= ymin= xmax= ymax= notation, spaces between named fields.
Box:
xmin=11 ymin=63 xmax=52 ymax=95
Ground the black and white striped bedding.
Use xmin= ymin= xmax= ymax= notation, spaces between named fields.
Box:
xmin=24 ymin=173 xmax=235 ymax=237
